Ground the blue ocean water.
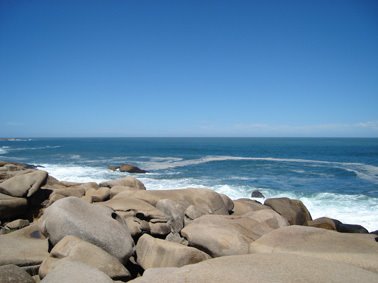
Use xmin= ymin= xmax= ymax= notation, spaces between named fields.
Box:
xmin=1 ymin=138 xmax=378 ymax=231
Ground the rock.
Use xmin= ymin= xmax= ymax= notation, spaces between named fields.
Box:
xmin=249 ymin=225 xmax=378 ymax=273
xmin=219 ymin=193 xmax=234 ymax=212
xmin=308 ymin=217 xmax=369 ymax=233
xmin=251 ymin=190 xmax=265 ymax=198
xmin=115 ymin=188 xmax=229 ymax=216
xmin=0 ymin=224 xmax=48 ymax=272
xmin=39 ymin=235 xmax=130 ymax=280
xmin=119 ymin=164 xmax=147 ymax=173
xmin=0 ymin=192 xmax=28 ymax=221
xmin=336 ymin=222 xmax=369 ymax=233
xmin=181 ymin=209 xmax=288 ymax=257
xmin=108 ymin=165 xmax=119 ymax=171
xmin=184 ymin=205 xmax=208 ymax=225
xmin=0 ymin=264 xmax=35 ymax=283
xmin=307 ymin=217 xmax=338 ymax=230
xmin=85 ymin=187 xmax=110 ymax=202
xmin=102 ymin=196 xmax=168 ymax=220
xmin=51 ymin=187 xmax=85 ymax=198
xmin=232 ymin=198 xmax=269 ymax=216
xmin=100 ymin=176 xmax=146 ymax=190
xmin=136 ymin=234 xmax=210 ymax=269
xmin=40 ymin=259 xmax=114 ymax=283
xmin=156 ymin=199 xmax=186 ymax=233
xmin=109 ymin=185 xmax=139 ymax=198
xmin=5 ymin=219 xmax=29 ymax=230
xmin=264 ymin=197 xmax=312 ymax=225
xmin=0 ymin=170 xmax=48 ymax=197
xmin=128 ymin=253 xmax=378 ymax=283
xmin=39 ymin=197 xmax=134 ymax=264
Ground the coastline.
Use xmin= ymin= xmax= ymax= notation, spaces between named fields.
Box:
xmin=0 ymin=161 xmax=377 ymax=282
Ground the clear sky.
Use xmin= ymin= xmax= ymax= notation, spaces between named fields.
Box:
xmin=0 ymin=0 xmax=377 ymax=137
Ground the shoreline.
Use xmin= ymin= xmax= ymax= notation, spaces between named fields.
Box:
xmin=1 ymin=160 xmax=378 ymax=282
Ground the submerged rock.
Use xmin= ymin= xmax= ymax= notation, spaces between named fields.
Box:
xmin=108 ymin=164 xmax=147 ymax=173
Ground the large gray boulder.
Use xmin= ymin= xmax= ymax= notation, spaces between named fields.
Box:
xmin=0 ymin=170 xmax=48 ymax=197
xmin=40 ymin=259 xmax=114 ymax=283
xmin=264 ymin=197 xmax=312 ymax=225
xmin=39 ymin=197 xmax=134 ymax=263
xmin=0 ymin=264 xmax=35 ymax=283
xmin=0 ymin=224 xmax=48 ymax=272
xmin=39 ymin=235 xmax=130 ymax=280
xmin=181 ymin=209 xmax=288 ymax=257
xmin=0 ymin=192 xmax=28 ymax=221
xmin=136 ymin=234 xmax=210 ymax=269
xmin=128 ymin=253 xmax=378 ymax=283
xmin=249 ymin=225 xmax=378 ymax=272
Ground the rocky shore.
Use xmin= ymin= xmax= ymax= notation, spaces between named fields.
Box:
xmin=0 ymin=161 xmax=377 ymax=282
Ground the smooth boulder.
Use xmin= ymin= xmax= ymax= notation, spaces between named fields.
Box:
xmin=114 ymin=188 xmax=230 ymax=215
xmin=100 ymin=176 xmax=146 ymax=190
xmin=39 ymin=235 xmax=130 ymax=280
xmin=249 ymin=225 xmax=378 ymax=272
xmin=128 ymin=253 xmax=378 ymax=283
xmin=136 ymin=234 xmax=210 ymax=269
xmin=0 ymin=224 xmax=48 ymax=271
xmin=181 ymin=209 xmax=288 ymax=257
xmin=0 ymin=170 xmax=47 ymax=197
xmin=264 ymin=197 xmax=312 ymax=225
xmin=40 ymin=259 xmax=114 ymax=283
xmin=0 ymin=264 xmax=35 ymax=283
xmin=232 ymin=198 xmax=269 ymax=216
xmin=39 ymin=197 xmax=134 ymax=263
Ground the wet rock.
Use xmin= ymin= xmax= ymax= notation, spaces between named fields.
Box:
xmin=119 ymin=164 xmax=147 ymax=173
xmin=308 ymin=217 xmax=369 ymax=233
xmin=251 ymin=190 xmax=265 ymax=198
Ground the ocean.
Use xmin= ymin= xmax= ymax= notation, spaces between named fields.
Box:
xmin=1 ymin=137 xmax=377 ymax=231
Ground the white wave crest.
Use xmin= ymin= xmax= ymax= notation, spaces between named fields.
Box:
xmin=140 ymin=155 xmax=378 ymax=184
xmin=0 ymin=147 xmax=9 ymax=155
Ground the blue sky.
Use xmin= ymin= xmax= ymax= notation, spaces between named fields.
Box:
xmin=0 ymin=0 xmax=377 ymax=137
